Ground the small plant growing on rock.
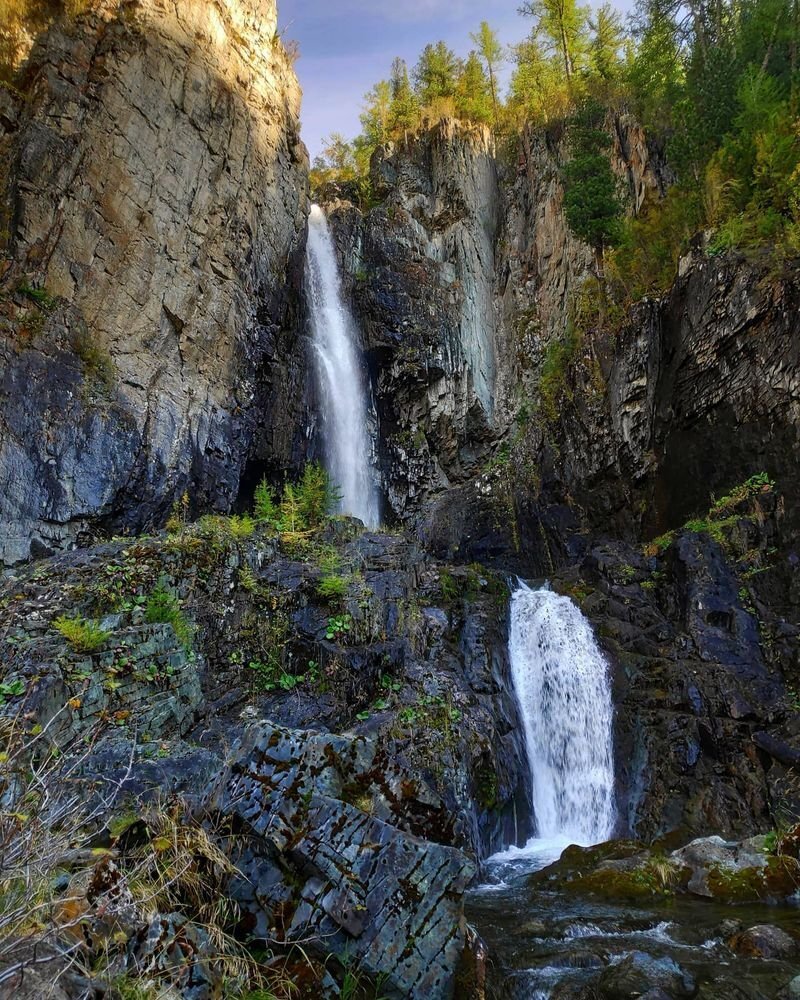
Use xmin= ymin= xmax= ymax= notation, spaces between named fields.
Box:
xmin=317 ymin=573 xmax=348 ymax=601
xmin=0 ymin=678 xmax=25 ymax=706
xmin=53 ymin=615 xmax=112 ymax=653
xmin=253 ymin=477 xmax=280 ymax=526
xmin=326 ymin=614 xmax=353 ymax=642
xmin=144 ymin=585 xmax=192 ymax=649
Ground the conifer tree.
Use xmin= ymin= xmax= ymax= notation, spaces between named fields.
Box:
xmin=413 ymin=41 xmax=461 ymax=104
xmin=470 ymin=21 xmax=505 ymax=126
xmin=518 ymin=0 xmax=589 ymax=82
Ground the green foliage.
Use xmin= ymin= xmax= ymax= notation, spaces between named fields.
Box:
xmin=326 ymin=614 xmax=353 ymax=642
xmin=53 ymin=615 xmax=112 ymax=653
xmin=643 ymin=472 xmax=775 ymax=556
xmin=298 ymin=461 xmax=342 ymax=528
xmin=563 ymin=101 xmax=625 ymax=259
xmin=519 ymin=0 xmax=589 ymax=82
xmin=144 ymin=585 xmax=192 ymax=649
xmin=609 ymin=186 xmax=703 ymax=301
xmin=17 ymin=281 xmax=56 ymax=311
xmin=253 ymin=477 xmax=279 ymax=526
xmin=413 ymin=41 xmax=460 ymax=105
xmin=317 ymin=574 xmax=348 ymax=601
xmin=538 ymin=324 xmax=581 ymax=422
xmin=0 ymin=678 xmax=25 ymax=706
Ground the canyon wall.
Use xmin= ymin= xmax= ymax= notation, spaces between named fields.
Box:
xmin=0 ymin=0 xmax=309 ymax=565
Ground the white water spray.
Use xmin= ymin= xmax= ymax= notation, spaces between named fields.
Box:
xmin=305 ymin=204 xmax=380 ymax=528
xmin=495 ymin=582 xmax=615 ymax=860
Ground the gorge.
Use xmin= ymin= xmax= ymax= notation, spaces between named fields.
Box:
xmin=0 ymin=1 xmax=799 ymax=999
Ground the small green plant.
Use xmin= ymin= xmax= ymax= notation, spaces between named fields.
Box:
xmin=326 ymin=614 xmax=353 ymax=642
xmin=0 ymin=679 xmax=25 ymax=706
xmin=53 ymin=615 xmax=112 ymax=653
xmin=17 ymin=281 xmax=56 ymax=311
xmin=439 ymin=570 xmax=459 ymax=603
xmin=317 ymin=573 xmax=348 ymax=601
xmin=253 ymin=477 xmax=280 ymax=526
xmin=144 ymin=586 xmax=192 ymax=649
xmin=166 ymin=492 xmax=190 ymax=533
xmin=239 ymin=565 xmax=258 ymax=592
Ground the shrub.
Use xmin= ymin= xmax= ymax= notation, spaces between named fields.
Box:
xmin=144 ymin=586 xmax=192 ymax=649
xmin=538 ymin=324 xmax=581 ymax=423
xmin=253 ymin=477 xmax=279 ymax=526
xmin=53 ymin=615 xmax=111 ymax=653
xmin=297 ymin=461 xmax=342 ymax=528
xmin=317 ymin=574 xmax=348 ymax=601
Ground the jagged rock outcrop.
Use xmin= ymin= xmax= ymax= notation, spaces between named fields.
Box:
xmin=0 ymin=515 xmax=527 ymax=994
xmin=327 ymin=121 xmax=504 ymax=518
xmin=0 ymin=0 xmax=309 ymax=565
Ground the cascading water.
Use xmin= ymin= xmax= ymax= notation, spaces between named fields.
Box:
xmin=305 ymin=204 xmax=380 ymax=528
xmin=497 ymin=581 xmax=615 ymax=860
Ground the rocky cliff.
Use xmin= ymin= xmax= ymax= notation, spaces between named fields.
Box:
xmin=324 ymin=118 xmax=800 ymax=843
xmin=1 ymin=16 xmax=800 ymax=996
xmin=0 ymin=0 xmax=309 ymax=565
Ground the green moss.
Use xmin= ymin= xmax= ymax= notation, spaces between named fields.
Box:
xmin=706 ymin=857 xmax=800 ymax=902
xmin=538 ymin=324 xmax=581 ymax=423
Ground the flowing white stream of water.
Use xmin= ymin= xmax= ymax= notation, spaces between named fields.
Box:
xmin=305 ymin=204 xmax=380 ymax=528
xmin=492 ymin=582 xmax=615 ymax=863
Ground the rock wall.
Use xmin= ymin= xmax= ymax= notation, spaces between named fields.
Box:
xmin=326 ymin=114 xmax=669 ymax=525
xmin=0 ymin=0 xmax=309 ymax=565
xmin=325 ymin=116 xmax=800 ymax=843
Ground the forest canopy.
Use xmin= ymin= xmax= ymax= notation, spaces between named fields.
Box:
xmin=311 ymin=0 xmax=800 ymax=297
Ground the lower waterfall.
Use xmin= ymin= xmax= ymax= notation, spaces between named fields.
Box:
xmin=305 ymin=203 xmax=380 ymax=528
xmin=498 ymin=582 xmax=615 ymax=858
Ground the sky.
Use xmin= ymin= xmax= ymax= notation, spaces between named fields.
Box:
xmin=277 ymin=0 xmax=528 ymax=159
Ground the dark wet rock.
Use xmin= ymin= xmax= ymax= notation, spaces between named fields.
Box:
xmin=727 ymin=925 xmax=798 ymax=959
xmin=214 ymin=723 xmax=475 ymax=998
xmin=597 ymin=951 xmax=696 ymax=999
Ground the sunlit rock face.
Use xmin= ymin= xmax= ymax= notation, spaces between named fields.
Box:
xmin=323 ymin=121 xmax=504 ymax=521
xmin=323 ymin=115 xmax=671 ymax=530
xmin=0 ymin=0 xmax=309 ymax=565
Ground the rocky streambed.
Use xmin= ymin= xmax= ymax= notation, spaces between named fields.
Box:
xmin=468 ymin=835 xmax=800 ymax=1000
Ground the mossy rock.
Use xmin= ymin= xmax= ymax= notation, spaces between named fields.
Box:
xmin=706 ymin=855 xmax=800 ymax=902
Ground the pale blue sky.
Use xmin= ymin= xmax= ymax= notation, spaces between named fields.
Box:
xmin=279 ymin=1 xmax=529 ymax=158
xmin=278 ymin=1 xmax=636 ymax=159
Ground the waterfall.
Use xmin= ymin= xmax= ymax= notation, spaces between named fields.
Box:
xmin=505 ymin=582 xmax=615 ymax=855
xmin=305 ymin=204 xmax=380 ymax=528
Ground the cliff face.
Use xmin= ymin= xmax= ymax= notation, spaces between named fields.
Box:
xmin=327 ymin=114 xmax=671 ymax=527
xmin=0 ymin=0 xmax=309 ymax=565
xmin=325 ymin=118 xmax=800 ymax=840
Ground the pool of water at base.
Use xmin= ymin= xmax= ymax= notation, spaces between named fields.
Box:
xmin=465 ymin=838 xmax=799 ymax=1000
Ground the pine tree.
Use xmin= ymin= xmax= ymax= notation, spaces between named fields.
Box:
xmin=389 ymin=57 xmax=419 ymax=141
xmin=588 ymin=4 xmax=624 ymax=81
xmin=518 ymin=0 xmax=589 ymax=82
xmin=253 ymin=477 xmax=279 ymax=526
xmin=360 ymin=79 xmax=393 ymax=148
xmin=470 ymin=21 xmax=505 ymax=126
xmin=562 ymin=100 xmax=624 ymax=285
xmin=413 ymin=41 xmax=461 ymax=104
xmin=455 ymin=52 xmax=494 ymax=124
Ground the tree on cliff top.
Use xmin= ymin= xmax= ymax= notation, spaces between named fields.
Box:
xmin=470 ymin=21 xmax=505 ymax=126
xmin=562 ymin=100 xmax=624 ymax=281
xmin=518 ymin=0 xmax=589 ymax=82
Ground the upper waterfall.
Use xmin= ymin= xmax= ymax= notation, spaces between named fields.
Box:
xmin=305 ymin=204 xmax=380 ymax=529
xmin=507 ymin=582 xmax=615 ymax=851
